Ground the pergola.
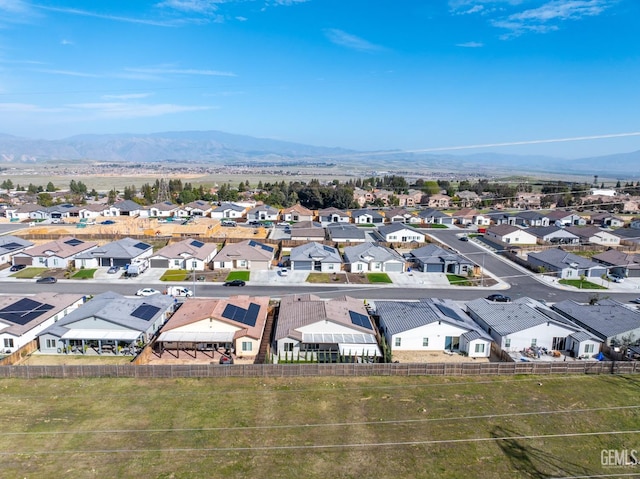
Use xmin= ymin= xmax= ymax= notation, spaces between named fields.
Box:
xmin=155 ymin=331 xmax=235 ymax=358
xmin=60 ymin=329 xmax=141 ymax=354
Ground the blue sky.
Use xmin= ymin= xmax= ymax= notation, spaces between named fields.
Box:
xmin=0 ymin=0 xmax=639 ymax=158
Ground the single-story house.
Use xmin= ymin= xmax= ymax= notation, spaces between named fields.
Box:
xmin=343 ymin=242 xmax=406 ymax=273
xmin=0 ymin=293 xmax=85 ymax=354
xmin=155 ymin=295 xmax=269 ymax=361
xmin=544 ymin=210 xmax=587 ymax=227
xmin=590 ymin=213 xmax=625 ymax=228
xmin=375 ymin=223 xmax=426 ymax=243
xmin=467 ymin=297 xmax=602 ymax=358
xmin=210 ymin=203 xmax=247 ymax=220
xmin=630 ymin=218 xmax=640 ymax=230
xmin=375 ymin=298 xmax=492 ymax=358
xmin=350 ymin=209 xmax=384 ymax=225
xmin=74 ymin=237 xmax=153 ymax=268
xmin=103 ymin=200 xmax=143 ymax=217
xmin=417 ymin=209 xmax=453 ymax=225
xmin=405 ymin=244 xmax=474 ymax=275
xmin=507 ymin=211 xmax=549 ymax=227
xmin=246 ymin=205 xmax=279 ymax=222
xmin=213 ymin=239 xmax=275 ymax=270
xmin=592 ymin=249 xmax=640 ymax=278
xmin=385 ymin=208 xmax=419 ymax=224
xmin=288 ymin=222 xmax=327 ymax=241
xmin=3 ymin=204 xmax=42 ymax=221
xmin=290 ymin=242 xmax=342 ymax=272
xmin=38 ymin=292 xmax=176 ymax=355
xmin=318 ymin=207 xmax=350 ymax=224
xmin=147 ymin=201 xmax=179 ymax=218
xmin=150 ymin=238 xmax=218 ymax=271
xmin=176 ymin=200 xmax=212 ymax=218
xmin=526 ymin=226 xmax=580 ymax=245
xmin=485 ymin=225 xmax=538 ymax=245
xmin=452 ymin=208 xmax=478 ymax=226
xmin=12 ymin=236 xmax=98 ymax=269
xmin=272 ymin=294 xmax=381 ymax=363
xmin=77 ymin=204 xmax=106 ymax=219
xmin=0 ymin=235 xmax=34 ymax=266
xmin=527 ymin=248 xmax=606 ymax=279
xmin=564 ymin=226 xmax=620 ymax=246
xmin=326 ymin=223 xmax=367 ymax=243
xmin=280 ymin=204 xmax=314 ymax=223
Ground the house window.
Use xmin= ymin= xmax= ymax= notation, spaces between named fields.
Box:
xmin=174 ymin=260 xmax=180 ymax=266
xmin=4 ymin=338 xmax=14 ymax=348
xmin=395 ymin=337 xmax=401 ymax=347
xmin=423 ymin=338 xmax=429 ymax=347
xmin=357 ymin=264 xmax=363 ymax=271
xmin=585 ymin=344 xmax=594 ymax=353
xmin=46 ymin=339 xmax=56 ymax=349
xmin=475 ymin=343 xmax=485 ymax=353
xmin=242 ymin=342 xmax=252 ymax=352
xmin=284 ymin=343 xmax=293 ymax=352
xmin=531 ymin=338 xmax=537 ymax=347
xmin=505 ymin=338 xmax=511 ymax=348
xmin=328 ymin=264 xmax=334 ymax=270
xmin=191 ymin=260 xmax=197 ymax=269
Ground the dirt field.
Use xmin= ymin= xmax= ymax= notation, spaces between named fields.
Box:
xmin=392 ymin=350 xmax=492 ymax=363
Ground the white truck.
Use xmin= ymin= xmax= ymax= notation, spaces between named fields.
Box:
xmin=165 ymin=286 xmax=193 ymax=297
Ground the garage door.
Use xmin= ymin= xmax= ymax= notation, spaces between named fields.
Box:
xmin=384 ymin=263 xmax=404 ymax=273
xmin=13 ymin=257 xmax=32 ymax=266
xmin=425 ymin=264 xmax=444 ymax=273
xmin=293 ymin=261 xmax=312 ymax=271
xmin=150 ymin=259 xmax=169 ymax=269
xmin=104 ymin=258 xmax=129 ymax=267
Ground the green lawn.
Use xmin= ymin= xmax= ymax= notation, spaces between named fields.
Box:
xmin=447 ymin=274 xmax=474 ymax=286
xmin=0 ymin=375 xmax=638 ymax=478
xmin=72 ymin=268 xmax=97 ymax=279
xmin=367 ymin=273 xmax=392 ymax=283
xmin=160 ymin=269 xmax=189 ymax=281
xmin=226 ymin=270 xmax=250 ymax=281
xmin=559 ymin=279 xmax=608 ymax=290
xmin=11 ymin=267 xmax=47 ymax=279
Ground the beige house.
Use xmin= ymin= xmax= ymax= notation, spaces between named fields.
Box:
xmin=12 ymin=236 xmax=98 ymax=268
xmin=280 ymin=204 xmax=314 ymax=222
xmin=213 ymin=239 xmax=275 ymax=270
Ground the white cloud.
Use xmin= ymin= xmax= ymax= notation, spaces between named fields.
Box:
xmin=35 ymin=5 xmax=180 ymax=27
xmin=32 ymin=68 xmax=100 ymax=78
xmin=456 ymin=41 xmax=484 ymax=47
xmin=155 ymin=0 xmax=226 ymax=14
xmin=324 ymin=28 xmax=386 ymax=52
xmin=125 ymin=67 xmax=236 ymax=77
xmin=67 ymin=102 xmax=215 ymax=118
xmin=0 ymin=102 xmax=63 ymax=113
xmin=60 ymin=39 xmax=74 ymax=45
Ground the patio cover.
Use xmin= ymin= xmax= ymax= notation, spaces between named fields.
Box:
xmin=156 ymin=331 xmax=235 ymax=343
xmin=60 ymin=329 xmax=141 ymax=341
xmin=338 ymin=343 xmax=382 ymax=357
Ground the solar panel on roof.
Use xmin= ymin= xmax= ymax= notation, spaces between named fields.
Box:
xmin=435 ymin=303 xmax=465 ymax=322
xmin=243 ymin=303 xmax=260 ymax=327
xmin=349 ymin=310 xmax=373 ymax=330
xmin=64 ymin=238 xmax=84 ymax=247
xmin=133 ymin=242 xmax=150 ymax=250
xmin=0 ymin=298 xmax=54 ymax=326
xmin=222 ymin=304 xmax=238 ymax=321
xmin=221 ymin=302 xmax=261 ymax=327
xmin=323 ymin=246 xmax=334 ymax=253
xmin=131 ymin=304 xmax=161 ymax=321
xmin=1 ymin=242 xmax=23 ymax=251
xmin=190 ymin=240 xmax=205 ymax=248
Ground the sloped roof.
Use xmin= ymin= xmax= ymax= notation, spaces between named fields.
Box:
xmin=0 ymin=235 xmax=34 ymax=256
xmin=153 ymin=238 xmax=218 ymax=261
xmin=553 ymin=299 xmax=640 ymax=340
xmin=214 ymin=239 xmax=275 ymax=262
xmin=19 ymin=236 xmax=97 ymax=259
xmin=528 ymin=248 xmax=600 ymax=270
xmin=290 ymin=242 xmax=341 ymax=263
xmin=377 ymin=223 xmax=423 ymax=236
xmin=343 ymin=242 xmax=403 ymax=264
xmin=526 ymin=226 xmax=579 ymax=239
xmin=327 ymin=223 xmax=366 ymax=241
xmin=407 ymin=244 xmax=472 ymax=265
xmin=75 ymin=237 xmax=151 ymax=260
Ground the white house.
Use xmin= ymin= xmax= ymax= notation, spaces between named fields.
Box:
xmin=343 ymin=242 xmax=406 ymax=273
xmin=375 ymin=223 xmax=426 ymax=243
xmin=149 ymin=238 xmax=218 ymax=271
xmin=12 ymin=237 xmax=98 ymax=269
xmin=485 ymin=225 xmax=538 ymax=245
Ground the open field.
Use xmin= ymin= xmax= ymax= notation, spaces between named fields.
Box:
xmin=1 ymin=374 xmax=639 ymax=478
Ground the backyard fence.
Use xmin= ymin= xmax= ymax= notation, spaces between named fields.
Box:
xmin=0 ymin=360 xmax=637 ymax=379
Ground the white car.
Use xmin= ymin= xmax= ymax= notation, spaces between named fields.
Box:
xmin=608 ymin=274 xmax=624 ymax=283
xmin=135 ymin=288 xmax=161 ymax=297
xmin=276 ymin=222 xmax=290 ymax=227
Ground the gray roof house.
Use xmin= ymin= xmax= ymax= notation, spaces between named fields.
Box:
xmin=592 ymin=249 xmax=640 ymax=278
xmin=210 ymin=203 xmax=247 ymax=220
xmin=526 ymin=226 xmax=580 ymax=245
xmin=405 ymin=244 xmax=473 ymax=275
xmin=553 ymin=299 xmax=640 ymax=349
xmin=417 ymin=208 xmax=453 ymax=225
xmin=375 ymin=223 xmax=426 ymax=243
xmin=213 ymin=239 xmax=275 ymax=270
xmin=385 ymin=208 xmax=420 ymax=224
xmin=289 ymin=222 xmax=326 ymax=241
xmin=564 ymin=226 xmax=620 ymax=246
xmin=527 ymin=248 xmax=607 ymax=279
xmin=326 ymin=223 xmax=366 ymax=243
xmin=176 ymin=200 xmax=212 ymax=218
xmin=150 ymin=238 xmax=218 ymax=271
xmin=246 ymin=205 xmax=279 ymax=222
xmin=290 ymin=242 xmax=342 ymax=273
xmin=272 ymin=294 xmax=381 ymax=363
xmin=544 ymin=210 xmax=587 ymax=227
xmin=467 ymin=297 xmax=601 ymax=359
xmin=375 ymin=298 xmax=492 ymax=358
xmin=0 ymin=292 xmax=85 ymax=354
xmin=12 ymin=236 xmax=98 ymax=269
xmin=0 ymin=235 xmax=34 ymax=266
xmin=343 ymin=242 xmax=406 ymax=273
xmin=147 ymin=201 xmax=179 ymax=218
xmin=104 ymin=200 xmax=143 ymax=217
xmin=74 ymin=237 xmax=153 ymax=268
xmin=350 ymin=209 xmax=384 ymax=224
xmin=318 ymin=207 xmax=350 ymax=224
xmin=37 ymin=291 xmax=177 ymax=355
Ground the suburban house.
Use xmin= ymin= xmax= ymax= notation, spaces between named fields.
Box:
xmin=210 ymin=203 xmax=247 ymax=220
xmin=425 ymin=194 xmax=451 ymax=209
xmin=77 ymin=204 xmax=106 ymax=219
xmin=155 ymin=295 xmax=269 ymax=362
xmin=564 ymin=226 xmax=620 ymax=246
xmin=3 ymin=204 xmax=42 ymax=221
xmin=375 ymin=223 xmax=426 ymax=243
xmin=472 ymin=214 xmax=492 ymax=226
xmin=343 ymin=242 xmax=406 ymax=273
xmin=272 ymin=294 xmax=381 ymax=363
xmin=544 ymin=210 xmax=587 ymax=227
xmin=404 ymin=244 xmax=474 ymax=275
xmin=552 ymin=299 xmax=640 ymax=350
xmin=74 ymin=237 xmax=153 ymax=268
xmin=352 ymin=188 xmax=376 ymax=207
xmin=527 ymin=248 xmax=607 ymax=279
xmin=592 ymin=249 xmax=640 ymax=278
xmin=212 ymin=239 xmax=275 ymax=270
xmin=37 ymin=292 xmax=176 ymax=355
xmin=485 ymin=225 xmax=538 ymax=245
xmin=509 ymin=211 xmax=550 ymax=227
xmin=175 ymin=200 xmax=212 ymax=218
xmin=149 ymin=238 xmax=218 ymax=271
xmin=526 ymin=226 xmax=580 ymax=245
xmin=610 ymin=228 xmax=640 ymax=245
xmin=289 ymin=242 xmax=342 ymax=272
xmin=630 ymin=218 xmax=640 ymax=229
xmin=246 ymin=205 xmax=279 ymax=222
xmin=326 ymin=223 xmax=367 ymax=243
xmin=280 ymin=204 xmax=314 ymax=223
xmin=452 ymin=208 xmax=478 ymax=226
xmin=148 ymin=201 xmax=179 ymax=218
xmin=104 ymin=200 xmax=143 ymax=217
xmin=467 ymin=297 xmax=602 ymax=359
xmin=0 ymin=293 xmax=85 ymax=354
xmin=375 ymin=298 xmax=492 ymax=359
xmin=455 ymin=190 xmax=480 ymax=208
xmin=590 ymin=213 xmax=625 ymax=228
xmin=0 ymin=235 xmax=34 ymax=266
xmin=318 ymin=207 xmax=350 ymax=224
xmin=48 ymin=203 xmax=78 ymax=220
xmin=385 ymin=208 xmax=419 ymax=224
xmin=12 ymin=236 xmax=98 ymax=269
xmin=350 ymin=209 xmax=384 ymax=225
xmin=288 ymin=222 xmax=327 ymax=241
xmin=417 ymin=208 xmax=453 ymax=225
xmin=396 ymin=189 xmax=423 ymax=207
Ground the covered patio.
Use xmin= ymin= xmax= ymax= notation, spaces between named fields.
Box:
xmin=154 ymin=331 xmax=235 ymax=360
xmin=60 ymin=329 xmax=142 ymax=355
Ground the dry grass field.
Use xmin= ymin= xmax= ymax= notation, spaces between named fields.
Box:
xmin=1 ymin=374 xmax=639 ymax=478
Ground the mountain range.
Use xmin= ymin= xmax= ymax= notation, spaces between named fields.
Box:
xmin=0 ymin=130 xmax=639 ymax=178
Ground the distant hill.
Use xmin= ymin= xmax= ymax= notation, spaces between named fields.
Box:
xmin=0 ymin=130 xmax=639 ymax=177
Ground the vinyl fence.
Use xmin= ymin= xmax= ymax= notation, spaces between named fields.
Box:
xmin=0 ymin=360 xmax=637 ymax=379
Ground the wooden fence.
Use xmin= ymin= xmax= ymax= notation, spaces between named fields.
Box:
xmin=0 ymin=360 xmax=637 ymax=379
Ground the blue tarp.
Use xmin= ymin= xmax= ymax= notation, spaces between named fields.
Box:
xmin=594 ymin=352 xmax=605 ymax=361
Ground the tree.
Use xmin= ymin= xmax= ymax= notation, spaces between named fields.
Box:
xmin=37 ymin=192 xmax=53 ymax=207
xmin=108 ymin=189 xmax=117 ymax=204
xmin=1 ymin=179 xmax=14 ymax=193
xmin=46 ymin=181 xmax=56 ymax=192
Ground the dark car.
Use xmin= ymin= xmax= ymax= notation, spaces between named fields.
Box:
xmin=9 ymin=264 xmax=26 ymax=272
xmin=223 ymin=279 xmax=246 ymax=287
xmin=36 ymin=276 xmax=57 ymax=284
xmin=459 ymin=236 xmax=469 ymax=242
xmin=486 ymin=294 xmax=511 ymax=302
xmin=100 ymin=220 xmax=116 ymax=225
xmin=107 ymin=266 xmax=120 ymax=274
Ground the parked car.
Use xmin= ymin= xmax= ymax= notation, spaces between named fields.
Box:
xmin=608 ymin=274 xmax=624 ymax=283
xmin=279 ymin=268 xmax=289 ymax=276
xmin=107 ymin=266 xmax=120 ymax=274
xmin=36 ymin=276 xmax=57 ymax=284
xmin=100 ymin=220 xmax=116 ymax=225
xmin=135 ymin=288 xmax=161 ymax=296
xmin=631 ymin=298 xmax=640 ymax=304
xmin=459 ymin=236 xmax=469 ymax=242
xmin=221 ymin=220 xmax=237 ymax=227
xmin=9 ymin=264 xmax=26 ymax=272
xmin=486 ymin=294 xmax=511 ymax=302
xmin=276 ymin=222 xmax=290 ymax=227
xmin=223 ymin=279 xmax=246 ymax=287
